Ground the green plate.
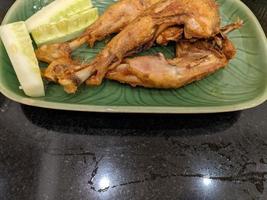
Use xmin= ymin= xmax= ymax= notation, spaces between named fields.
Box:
xmin=0 ymin=0 xmax=267 ymax=113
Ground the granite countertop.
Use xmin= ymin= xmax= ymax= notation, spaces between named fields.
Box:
xmin=1 ymin=0 xmax=267 ymax=199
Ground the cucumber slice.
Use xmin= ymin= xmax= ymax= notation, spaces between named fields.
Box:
xmin=31 ymin=7 xmax=98 ymax=46
xmin=0 ymin=22 xmax=45 ymax=97
xmin=26 ymin=0 xmax=93 ymax=32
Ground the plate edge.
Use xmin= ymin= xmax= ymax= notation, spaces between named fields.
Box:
xmin=0 ymin=0 xmax=267 ymax=113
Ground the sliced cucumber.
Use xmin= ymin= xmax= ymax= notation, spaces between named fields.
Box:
xmin=26 ymin=0 xmax=93 ymax=32
xmin=0 ymin=22 xmax=45 ymax=97
xmin=31 ymin=7 xmax=98 ymax=46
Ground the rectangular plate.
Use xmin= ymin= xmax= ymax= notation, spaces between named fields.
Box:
xmin=0 ymin=0 xmax=267 ymax=113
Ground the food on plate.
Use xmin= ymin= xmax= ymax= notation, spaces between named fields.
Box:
xmin=4 ymin=0 xmax=242 ymax=95
xmin=0 ymin=0 xmax=98 ymax=97
xmin=0 ymin=22 xmax=45 ymax=97
xmin=31 ymin=7 xmax=98 ymax=46
xmin=26 ymin=0 xmax=93 ymax=32
xmin=42 ymin=0 xmax=221 ymax=93
xmin=107 ymin=22 xmax=241 ymax=88
xmin=41 ymin=21 xmax=241 ymax=93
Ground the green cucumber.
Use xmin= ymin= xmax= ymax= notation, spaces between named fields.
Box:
xmin=0 ymin=22 xmax=45 ymax=97
xmin=26 ymin=0 xmax=93 ymax=32
xmin=31 ymin=7 xmax=98 ymax=46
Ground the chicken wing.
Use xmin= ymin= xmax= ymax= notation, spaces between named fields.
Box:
xmin=56 ymin=0 xmax=220 ymax=93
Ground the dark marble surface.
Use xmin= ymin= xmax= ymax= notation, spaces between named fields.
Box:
xmin=1 ymin=0 xmax=267 ymax=199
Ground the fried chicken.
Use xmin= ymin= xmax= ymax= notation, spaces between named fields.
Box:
xmin=106 ymin=21 xmax=242 ymax=89
xmin=55 ymin=0 xmax=220 ymax=93
xmin=106 ymin=32 xmax=237 ymax=88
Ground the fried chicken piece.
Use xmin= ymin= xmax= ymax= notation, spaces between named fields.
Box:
xmin=106 ymin=34 xmax=235 ymax=88
xmin=83 ymin=0 xmax=162 ymax=47
xmin=56 ymin=0 xmax=220 ymax=93
xmin=35 ymin=0 xmax=161 ymax=64
xmin=106 ymin=21 xmax=242 ymax=88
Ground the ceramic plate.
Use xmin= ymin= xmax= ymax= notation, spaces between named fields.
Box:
xmin=0 ymin=0 xmax=267 ymax=113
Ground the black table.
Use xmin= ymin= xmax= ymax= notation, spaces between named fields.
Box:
xmin=1 ymin=0 xmax=267 ymax=199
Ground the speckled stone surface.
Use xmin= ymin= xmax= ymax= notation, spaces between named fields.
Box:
xmin=1 ymin=0 xmax=267 ymax=199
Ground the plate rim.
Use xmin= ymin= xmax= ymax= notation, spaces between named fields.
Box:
xmin=0 ymin=0 xmax=267 ymax=113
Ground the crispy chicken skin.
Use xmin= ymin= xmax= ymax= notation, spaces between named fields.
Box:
xmin=106 ymin=34 xmax=236 ymax=88
xmin=56 ymin=0 xmax=220 ymax=93
xmin=35 ymin=43 xmax=72 ymax=64
xmin=156 ymin=27 xmax=184 ymax=46
xmin=82 ymin=0 xmax=162 ymax=47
